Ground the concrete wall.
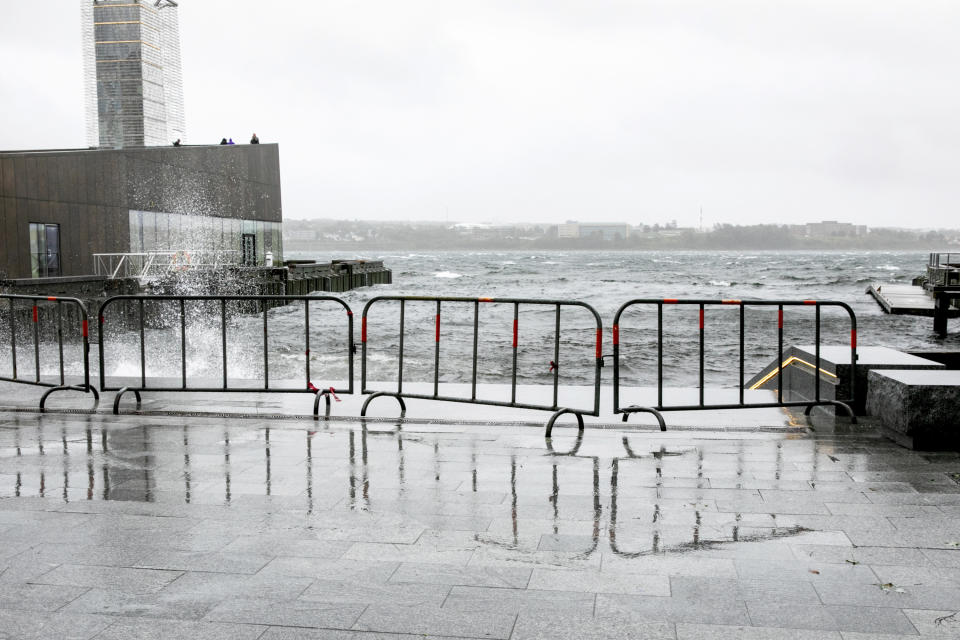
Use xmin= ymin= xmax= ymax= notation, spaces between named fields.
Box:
xmin=0 ymin=144 xmax=282 ymax=279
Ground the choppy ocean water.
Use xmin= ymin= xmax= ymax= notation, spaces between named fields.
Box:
xmin=9 ymin=251 xmax=958 ymax=391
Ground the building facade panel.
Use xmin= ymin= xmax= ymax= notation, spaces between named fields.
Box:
xmin=0 ymin=145 xmax=283 ymax=280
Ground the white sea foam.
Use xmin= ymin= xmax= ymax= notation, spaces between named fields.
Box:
xmin=434 ymin=271 xmax=463 ymax=278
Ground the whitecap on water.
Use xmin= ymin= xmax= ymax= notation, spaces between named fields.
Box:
xmin=710 ymin=280 xmax=732 ymax=287
xmin=434 ymin=271 xmax=463 ymax=278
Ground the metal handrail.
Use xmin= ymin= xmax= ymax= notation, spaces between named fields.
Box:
xmin=98 ymin=295 xmax=354 ymax=418
xmin=0 ymin=294 xmax=99 ymax=411
xmin=360 ymin=295 xmax=603 ymax=436
xmin=612 ymin=298 xmax=858 ymax=430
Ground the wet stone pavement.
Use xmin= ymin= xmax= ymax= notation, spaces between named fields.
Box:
xmin=0 ymin=413 xmax=959 ymax=639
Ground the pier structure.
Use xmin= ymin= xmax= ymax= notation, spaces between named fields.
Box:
xmin=867 ymin=252 xmax=960 ymax=336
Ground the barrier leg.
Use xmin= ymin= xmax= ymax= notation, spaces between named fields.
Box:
xmin=803 ymin=400 xmax=857 ymax=424
xmin=313 ymin=390 xmax=332 ymax=421
xmin=544 ymin=409 xmax=585 ymax=438
xmin=620 ymin=406 xmax=667 ymax=431
xmin=112 ymin=388 xmax=142 ymax=415
xmin=360 ymin=392 xmax=407 ymax=419
xmin=39 ymin=385 xmax=100 ymax=413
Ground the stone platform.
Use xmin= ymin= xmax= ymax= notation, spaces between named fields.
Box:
xmin=1 ymin=405 xmax=959 ymax=639
xmin=867 ymin=370 xmax=960 ymax=451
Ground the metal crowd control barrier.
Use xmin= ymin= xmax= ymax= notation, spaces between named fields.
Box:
xmin=98 ymin=295 xmax=354 ymax=418
xmin=612 ymin=299 xmax=857 ymax=430
xmin=1 ymin=294 xmax=99 ymax=411
xmin=360 ymin=296 xmax=603 ymax=435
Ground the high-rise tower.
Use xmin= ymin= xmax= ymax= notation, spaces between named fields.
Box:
xmin=81 ymin=0 xmax=186 ymax=148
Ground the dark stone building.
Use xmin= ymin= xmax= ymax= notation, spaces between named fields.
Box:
xmin=0 ymin=144 xmax=282 ymax=280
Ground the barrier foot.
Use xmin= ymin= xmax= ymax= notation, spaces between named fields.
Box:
xmin=360 ymin=392 xmax=407 ymax=419
xmin=39 ymin=385 xmax=100 ymax=413
xmin=544 ymin=409 xmax=585 ymax=438
xmin=113 ymin=388 xmax=142 ymax=415
xmin=620 ymin=407 xmax=667 ymax=431
xmin=313 ymin=390 xmax=332 ymax=421
xmin=804 ymin=401 xmax=857 ymax=424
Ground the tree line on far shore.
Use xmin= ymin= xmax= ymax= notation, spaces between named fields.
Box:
xmin=282 ymin=219 xmax=960 ymax=251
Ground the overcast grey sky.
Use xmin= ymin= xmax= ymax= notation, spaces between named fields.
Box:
xmin=1 ymin=1 xmax=958 ymax=228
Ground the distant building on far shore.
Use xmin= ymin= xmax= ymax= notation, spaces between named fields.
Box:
xmin=81 ymin=0 xmax=186 ymax=148
xmin=805 ymin=220 xmax=868 ymax=238
xmin=557 ymin=222 xmax=630 ymax=241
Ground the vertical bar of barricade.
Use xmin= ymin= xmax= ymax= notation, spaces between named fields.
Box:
xmin=180 ymin=299 xmax=187 ymax=389
xmin=612 ymin=317 xmax=620 ymax=412
xmin=658 ymin=303 xmax=664 ymax=407
xmin=221 ymin=299 xmax=228 ymax=389
xmin=33 ymin=304 xmax=40 ymax=383
xmin=814 ymin=303 xmax=821 ymax=403
xmin=511 ymin=302 xmax=518 ymax=405
xmin=552 ymin=304 xmax=560 ymax=409
xmin=398 ymin=299 xmax=405 ymax=394
xmin=594 ymin=322 xmax=602 ymax=415
xmin=8 ymin=298 xmax=17 ymax=381
xmin=346 ymin=308 xmax=354 ymax=395
xmin=698 ymin=303 xmax=704 ymax=407
xmin=849 ymin=309 xmax=857 ymax=405
xmin=304 ymin=302 xmax=311 ymax=388
xmin=739 ymin=303 xmax=745 ymax=405
xmin=471 ymin=301 xmax=479 ymax=401
xmin=361 ymin=312 xmax=367 ymax=391
xmin=56 ymin=302 xmax=65 ymax=385
xmin=777 ymin=305 xmax=784 ymax=404
xmin=263 ymin=301 xmax=269 ymax=390
xmin=82 ymin=310 xmax=90 ymax=392
xmin=138 ymin=299 xmax=145 ymax=389
xmin=433 ymin=300 xmax=440 ymax=398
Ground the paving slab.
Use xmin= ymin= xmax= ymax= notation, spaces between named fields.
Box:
xmin=1 ymin=407 xmax=960 ymax=639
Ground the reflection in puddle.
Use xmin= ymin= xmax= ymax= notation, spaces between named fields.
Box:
xmin=1 ymin=415 xmax=839 ymax=559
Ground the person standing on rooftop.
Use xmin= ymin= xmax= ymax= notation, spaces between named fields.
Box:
xmin=228 ymin=138 xmax=235 ymax=145
xmin=250 ymin=133 xmax=259 ymax=144
xmin=220 ymin=138 xmax=227 ymax=145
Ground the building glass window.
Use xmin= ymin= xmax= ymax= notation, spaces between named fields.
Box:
xmin=29 ymin=223 xmax=61 ymax=278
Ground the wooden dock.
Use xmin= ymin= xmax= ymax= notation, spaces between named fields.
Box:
xmin=867 ymin=283 xmax=960 ymax=317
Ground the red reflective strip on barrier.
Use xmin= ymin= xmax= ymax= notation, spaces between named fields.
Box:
xmin=82 ymin=320 xmax=88 ymax=338
xmin=699 ymin=308 xmax=704 ymax=329
xmin=778 ymin=309 xmax=783 ymax=329
xmin=346 ymin=310 xmax=353 ymax=316
xmin=32 ymin=306 xmax=37 ymax=323
xmin=804 ymin=300 xmax=817 ymax=305
xmin=663 ymin=298 xmax=678 ymax=304
xmin=479 ymin=297 xmax=494 ymax=302
xmin=721 ymin=299 xmax=741 ymax=305
xmin=99 ymin=315 xmax=105 ymax=324
xmin=305 ymin=349 xmax=310 ymax=356
xmin=435 ymin=314 xmax=440 ymax=342
xmin=512 ymin=318 xmax=518 ymax=348
xmin=851 ymin=329 xmax=857 ymax=349
xmin=361 ymin=317 xmax=367 ymax=342
xmin=47 ymin=297 xmax=57 ymax=301
xmin=596 ymin=328 xmax=602 ymax=359
xmin=612 ymin=324 xmax=619 ymax=346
